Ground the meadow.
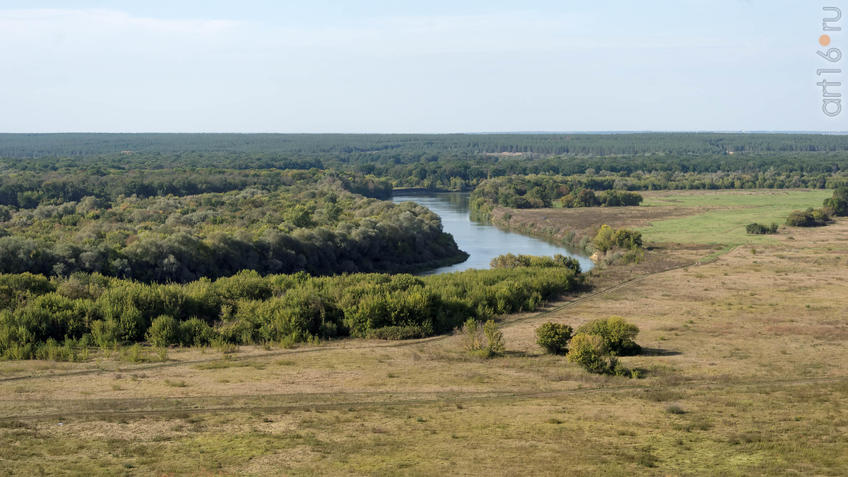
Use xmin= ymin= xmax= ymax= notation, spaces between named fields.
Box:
xmin=1 ymin=188 xmax=846 ymax=475
xmin=639 ymin=189 xmax=833 ymax=245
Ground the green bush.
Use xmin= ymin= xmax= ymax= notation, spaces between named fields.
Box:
xmin=146 ymin=315 xmax=180 ymax=347
xmin=178 ymin=317 xmax=216 ymax=346
xmin=535 ymin=322 xmax=573 ymax=355
xmin=786 ymin=208 xmax=832 ymax=227
xmin=823 ymin=186 xmax=848 ymax=216
xmin=593 ymin=225 xmax=643 ymax=253
xmin=566 ymin=333 xmax=619 ymax=374
xmin=461 ymin=318 xmax=484 ymax=353
xmin=576 ymin=316 xmax=641 ymax=356
xmin=483 ymin=320 xmax=505 ymax=357
xmin=461 ymin=318 xmax=505 ymax=358
xmin=745 ymin=223 xmax=779 ymax=235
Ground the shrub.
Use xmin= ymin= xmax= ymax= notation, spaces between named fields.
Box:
xmin=461 ymin=318 xmax=484 ymax=353
xmin=745 ymin=223 xmax=779 ymax=235
xmin=823 ymin=186 xmax=848 ymax=216
xmin=577 ymin=316 xmax=641 ymax=356
xmin=179 ymin=317 xmax=216 ymax=346
xmin=90 ymin=319 xmax=119 ymax=350
xmin=566 ymin=333 xmax=618 ymax=374
xmin=483 ymin=320 xmax=505 ymax=357
xmin=786 ymin=208 xmax=832 ymax=227
xmin=593 ymin=225 xmax=643 ymax=253
xmin=535 ymin=322 xmax=573 ymax=355
xmin=461 ymin=318 xmax=505 ymax=358
xmin=146 ymin=315 xmax=180 ymax=347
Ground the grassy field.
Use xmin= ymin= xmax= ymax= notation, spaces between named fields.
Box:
xmin=1 ymin=189 xmax=846 ymax=475
xmin=639 ymin=189 xmax=832 ymax=246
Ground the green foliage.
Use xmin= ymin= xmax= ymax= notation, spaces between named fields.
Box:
xmin=483 ymin=320 xmax=505 ymax=357
xmin=366 ymin=325 xmax=428 ymax=340
xmin=592 ymin=226 xmax=643 ymax=253
xmin=786 ymin=208 xmax=833 ymax=227
xmin=462 ymin=319 xmax=505 ymax=358
xmin=146 ymin=315 xmax=180 ymax=347
xmin=535 ymin=322 xmax=573 ymax=355
xmin=470 ymin=176 xmax=644 ymax=219
xmin=823 ymin=186 xmax=848 ymax=216
xmin=461 ymin=318 xmax=484 ymax=353
xmin=566 ymin=333 xmax=619 ymax=375
xmin=597 ymin=190 xmax=644 ymax=207
xmin=179 ymin=318 xmax=216 ymax=347
xmin=0 ymin=257 xmax=581 ymax=359
xmin=0 ymin=175 xmax=464 ymax=281
xmin=490 ymin=253 xmax=581 ymax=273
xmin=745 ymin=223 xmax=779 ymax=235
xmin=576 ymin=316 xmax=641 ymax=356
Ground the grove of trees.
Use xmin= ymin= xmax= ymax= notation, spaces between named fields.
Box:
xmin=0 ymin=256 xmax=583 ymax=360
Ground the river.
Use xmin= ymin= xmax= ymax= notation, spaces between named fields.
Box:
xmin=392 ymin=192 xmax=594 ymax=275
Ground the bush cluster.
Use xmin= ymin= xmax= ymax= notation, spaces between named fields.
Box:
xmin=745 ymin=223 xmax=779 ymax=235
xmin=490 ymin=254 xmax=581 ymax=274
xmin=536 ymin=317 xmax=640 ymax=376
xmin=592 ymin=225 xmax=643 ymax=253
xmin=785 ymin=208 xmax=832 ymax=227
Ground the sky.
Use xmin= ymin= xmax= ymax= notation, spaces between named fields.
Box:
xmin=0 ymin=0 xmax=844 ymax=133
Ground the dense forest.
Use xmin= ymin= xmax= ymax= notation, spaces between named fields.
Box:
xmin=5 ymin=133 xmax=848 ymax=158
xmin=0 ymin=171 xmax=464 ymax=281
xmin=2 ymin=134 xmax=848 ymax=193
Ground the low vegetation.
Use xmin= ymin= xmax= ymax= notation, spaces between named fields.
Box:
xmin=576 ymin=316 xmax=641 ymax=356
xmin=535 ymin=322 xmax=573 ymax=355
xmin=534 ymin=316 xmax=641 ymax=376
xmin=745 ymin=222 xmax=779 ymax=235
xmin=785 ymin=208 xmax=833 ymax=227
xmin=823 ymin=185 xmax=848 ymax=216
xmin=0 ymin=256 xmax=582 ymax=359
xmin=461 ymin=318 xmax=506 ymax=358
xmin=592 ymin=225 xmax=643 ymax=253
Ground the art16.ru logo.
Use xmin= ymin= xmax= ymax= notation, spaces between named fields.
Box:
xmin=818 ymin=7 xmax=842 ymax=117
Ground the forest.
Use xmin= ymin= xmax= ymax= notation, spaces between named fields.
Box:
xmin=0 ymin=171 xmax=463 ymax=282
xmin=2 ymin=134 xmax=848 ymax=193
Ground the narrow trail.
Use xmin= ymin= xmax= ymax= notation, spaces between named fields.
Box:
xmin=0 ymin=247 xmax=734 ymax=385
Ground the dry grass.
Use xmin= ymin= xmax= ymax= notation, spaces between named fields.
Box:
xmin=0 ymin=190 xmax=846 ymax=475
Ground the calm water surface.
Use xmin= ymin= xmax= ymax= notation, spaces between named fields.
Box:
xmin=392 ymin=192 xmax=594 ymax=275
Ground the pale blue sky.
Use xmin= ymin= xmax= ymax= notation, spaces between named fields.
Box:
xmin=0 ymin=1 xmax=842 ymax=132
